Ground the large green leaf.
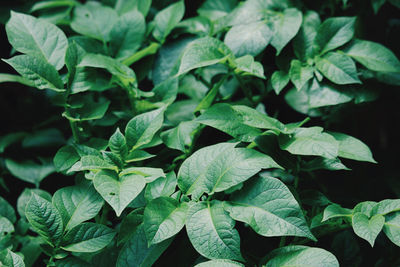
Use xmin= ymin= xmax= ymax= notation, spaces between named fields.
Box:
xmin=177 ymin=37 xmax=233 ymax=75
xmin=153 ymin=1 xmax=185 ymax=43
xmin=371 ymin=199 xmax=400 ymax=216
xmin=344 ymin=39 xmax=400 ymax=72
xmin=270 ymin=8 xmax=303 ymax=55
xmin=117 ymin=225 xmax=173 ymax=267
xmin=69 ymin=155 xmax=118 ymax=173
xmin=289 ymin=60 xmax=314 ymax=90
xmin=6 ymin=11 xmax=68 ymax=70
xmin=94 ymin=170 xmax=146 ymax=216
xmin=383 ymin=211 xmax=400 ymax=247
xmin=278 ymin=127 xmax=339 ymax=159
xmin=70 ymin=1 xmax=118 ymax=42
xmin=61 ymin=223 xmax=116 ymax=252
xmin=264 ymin=245 xmax=339 ymax=267
xmin=0 ymin=249 xmax=25 ymax=267
xmin=5 ymin=158 xmax=55 ymax=186
xmin=224 ymin=176 xmax=315 ymax=240
xmin=329 ymin=132 xmax=376 ymax=163
xmin=125 ymin=107 xmax=165 ymax=151
xmin=161 ymin=121 xmax=200 ymax=152
xmin=224 ymin=21 xmax=272 ymax=57
xmin=53 ymin=183 xmax=104 ymax=230
xmin=352 ymin=213 xmax=384 ymax=247
xmin=178 ymin=142 xmax=281 ymax=200
xmin=314 ymin=16 xmax=356 ymax=54
xmin=25 ymin=193 xmax=63 ymax=246
xmin=315 ymin=52 xmax=361 ymax=85
xmin=17 ymin=188 xmax=51 ymax=218
xmin=186 ymin=200 xmax=243 ymax=261
xmin=143 ymin=197 xmax=188 ymax=245
xmin=115 ymin=0 xmax=152 ymax=16
xmin=293 ymin=10 xmax=321 ymax=60
xmin=3 ymin=55 xmax=64 ymax=91
xmin=109 ymin=10 xmax=145 ymax=60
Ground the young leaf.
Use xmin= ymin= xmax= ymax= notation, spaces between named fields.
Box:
xmin=224 ymin=176 xmax=315 ymax=240
xmin=322 ymin=204 xmax=353 ymax=221
xmin=328 ymin=132 xmax=377 ymax=163
xmin=117 ymin=225 xmax=173 ymax=267
xmin=195 ymin=260 xmax=244 ymax=267
xmin=234 ymin=55 xmax=265 ymax=79
xmin=25 ymin=193 xmax=64 ymax=246
xmin=270 ymin=8 xmax=303 ymax=55
xmin=178 ymin=142 xmax=281 ymax=200
xmin=109 ymin=128 xmax=128 ymax=158
xmin=5 ymin=158 xmax=55 ymax=186
xmin=109 ymin=10 xmax=146 ymax=60
xmin=278 ymin=127 xmax=339 ymax=159
xmin=383 ymin=211 xmax=400 ymax=247
xmin=125 ymin=107 xmax=165 ymax=151
xmin=153 ymin=1 xmax=185 ymax=43
xmin=186 ymin=200 xmax=243 ymax=261
xmin=177 ymin=37 xmax=234 ymax=75
xmin=264 ymin=245 xmax=339 ymax=267
xmin=61 ymin=223 xmax=115 ymax=252
xmin=5 ymin=11 xmax=68 ymax=70
xmin=53 ymin=183 xmax=104 ymax=230
xmin=352 ymin=213 xmax=385 ymax=247
xmin=94 ymin=170 xmax=146 ymax=216
xmin=143 ymin=197 xmax=188 ymax=245
xmin=3 ymin=55 xmax=64 ymax=91
xmin=289 ymin=60 xmax=314 ymax=90
xmin=145 ymin=172 xmax=178 ymax=201
xmin=314 ymin=16 xmax=356 ymax=54
xmin=224 ymin=21 xmax=272 ymax=57
xmin=343 ymin=39 xmax=400 ymax=72
xmin=70 ymin=1 xmax=118 ymax=42
xmin=271 ymin=70 xmax=290 ymax=94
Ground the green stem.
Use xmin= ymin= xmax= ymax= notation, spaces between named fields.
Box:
xmin=69 ymin=120 xmax=81 ymax=143
xmin=195 ymin=73 xmax=229 ymax=112
xmin=122 ymin=42 xmax=161 ymax=66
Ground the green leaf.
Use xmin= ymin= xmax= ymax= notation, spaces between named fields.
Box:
xmin=371 ymin=199 xmax=400 ymax=216
xmin=383 ymin=211 xmax=400 ymax=247
xmin=17 ymin=188 xmax=51 ymax=218
xmin=302 ymin=157 xmax=350 ymax=171
xmin=264 ymin=245 xmax=339 ymax=267
xmin=0 ymin=216 xmax=14 ymax=236
xmin=70 ymin=155 xmax=118 ymax=172
xmin=53 ymin=183 xmax=104 ymax=230
xmin=270 ymin=8 xmax=303 ymax=55
xmin=5 ymin=11 xmax=68 ymax=70
xmin=94 ymin=170 xmax=146 ymax=216
xmin=148 ymin=77 xmax=179 ymax=106
xmin=118 ymin=208 xmax=144 ymax=245
xmin=120 ymin=167 xmax=165 ymax=183
xmin=177 ymin=37 xmax=233 ymax=75
xmin=70 ymin=1 xmax=118 ymax=42
xmin=289 ymin=60 xmax=314 ymax=90
xmin=0 ymin=196 xmax=16 ymax=223
xmin=143 ymin=197 xmax=188 ymax=245
xmin=61 ymin=222 xmax=115 ymax=252
xmin=110 ymin=10 xmax=146 ymax=60
xmin=314 ymin=16 xmax=356 ymax=54
xmin=3 ymin=55 xmax=64 ymax=91
xmin=315 ymin=52 xmax=361 ymax=85
xmin=224 ymin=21 xmax=272 ymax=57
xmin=234 ymin=55 xmax=265 ymax=79
xmin=125 ymin=150 xmax=155 ymax=163
xmin=198 ymin=0 xmax=237 ymax=21
xmin=328 ymin=132 xmax=376 ymax=163
xmin=115 ymin=0 xmax=152 ymax=16
xmin=64 ymin=96 xmax=111 ymax=121
xmin=125 ymin=107 xmax=165 ymax=151
xmin=25 ymin=193 xmax=63 ymax=246
xmin=145 ymin=172 xmax=178 ymax=201
xmin=195 ymin=259 xmax=244 ymax=267
xmin=278 ymin=127 xmax=339 ymax=159
xmin=161 ymin=121 xmax=200 ymax=152
xmin=353 ymin=201 xmax=378 ymax=217
xmin=343 ymin=39 xmax=400 ymax=72
xmin=186 ymin=200 xmax=243 ymax=261
xmin=117 ymin=225 xmax=173 ymax=267
xmin=153 ymin=1 xmax=185 ymax=43
xmin=55 ymin=257 xmax=91 ymax=267
xmin=0 ymin=73 xmax=34 ymax=87
xmin=30 ymin=0 xmax=78 ymax=12
xmin=352 ymin=213 xmax=385 ymax=246
xmin=0 ymin=249 xmax=25 ymax=267
xmin=293 ymin=10 xmax=321 ymax=61
xmin=271 ymin=70 xmax=290 ymax=94
xmin=5 ymin=158 xmax=55 ymax=186
xmin=109 ymin=128 xmax=128 ymax=158
xmin=224 ymin=176 xmax=315 ymax=240
xmin=322 ymin=204 xmax=353 ymax=221
xmin=178 ymin=142 xmax=281 ymax=200
xmin=54 ymin=145 xmax=80 ymax=173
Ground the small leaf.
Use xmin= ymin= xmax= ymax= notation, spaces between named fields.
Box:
xmin=224 ymin=176 xmax=315 ymax=240
xmin=264 ymin=245 xmax=339 ymax=267
xmin=314 ymin=16 xmax=356 ymax=54
xmin=61 ymin=222 xmax=115 ymax=252
xmin=178 ymin=37 xmax=234 ymax=75
xmin=94 ymin=170 xmax=146 ymax=216
xmin=234 ymin=55 xmax=265 ymax=79
xmin=322 ymin=204 xmax=353 ymax=222
xmin=271 ymin=70 xmax=290 ymax=95
xmin=186 ymin=200 xmax=243 ymax=261
xmin=289 ymin=60 xmax=314 ymax=90
xmin=53 ymin=145 xmax=80 ymax=173
xmin=352 ymin=213 xmax=385 ymax=246
xmin=0 ymin=73 xmax=34 ymax=87
xmin=161 ymin=121 xmax=200 ymax=152
xmin=153 ymin=1 xmax=185 ymax=43
xmin=143 ymin=197 xmax=188 ymax=245
xmin=145 ymin=172 xmax=178 ymax=201
xmin=6 ymin=11 xmax=68 ymax=70
xmin=109 ymin=128 xmax=128 ymax=158
xmin=3 ymin=55 xmax=64 ymax=91
xmin=25 ymin=193 xmax=64 ymax=246
xmin=344 ymin=39 xmax=400 ymax=72
xmin=53 ymin=183 xmax=104 ymax=230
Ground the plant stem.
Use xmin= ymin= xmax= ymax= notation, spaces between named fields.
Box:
xmin=122 ymin=42 xmax=160 ymax=66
